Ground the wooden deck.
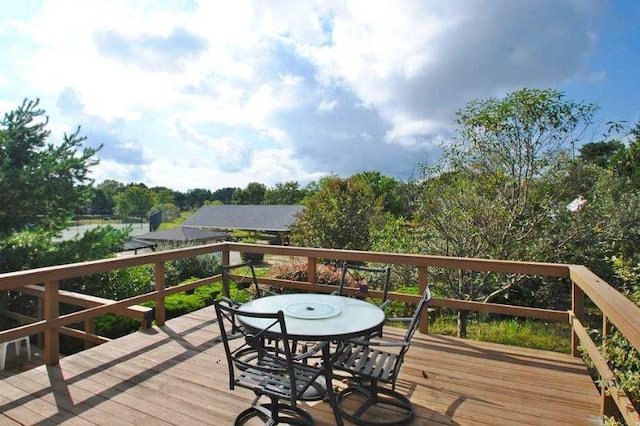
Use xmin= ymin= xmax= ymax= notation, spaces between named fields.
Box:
xmin=0 ymin=306 xmax=602 ymax=425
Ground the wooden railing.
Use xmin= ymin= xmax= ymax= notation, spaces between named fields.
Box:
xmin=0 ymin=242 xmax=639 ymax=424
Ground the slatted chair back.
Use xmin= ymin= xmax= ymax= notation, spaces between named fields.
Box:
xmin=221 ymin=260 xmax=263 ymax=303
xmin=397 ymin=285 xmax=432 ymax=366
xmin=337 ymin=263 xmax=392 ymax=309
xmin=214 ymin=300 xmax=321 ymax=424
xmin=335 ymin=286 xmax=432 ymax=387
xmin=333 ymin=287 xmax=432 ymax=425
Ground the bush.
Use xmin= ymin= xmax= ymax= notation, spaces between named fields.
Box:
xmin=143 ymin=281 xmax=221 ymax=320
xmin=267 ymin=259 xmax=342 ymax=285
xmin=240 ymin=252 xmax=265 ymax=264
xmin=95 ymin=314 xmax=142 ymax=339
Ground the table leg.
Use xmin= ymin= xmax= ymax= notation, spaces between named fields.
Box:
xmin=322 ymin=343 xmax=343 ymax=426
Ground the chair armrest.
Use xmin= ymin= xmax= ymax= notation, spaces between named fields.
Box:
xmin=380 ymin=299 xmax=392 ymax=310
xmin=220 ymin=296 xmax=241 ymax=307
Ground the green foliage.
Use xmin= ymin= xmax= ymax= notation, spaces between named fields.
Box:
xmin=212 ymin=187 xmax=237 ymax=204
xmin=232 ymin=182 xmax=267 ymax=205
xmin=290 ymin=176 xmax=384 ymax=250
xmin=114 ymin=184 xmax=154 ymax=219
xmin=0 ymin=99 xmax=98 ymax=236
xmin=150 ymin=187 xmax=175 ymax=205
xmin=351 ymin=171 xmax=407 ymax=216
xmin=95 ymin=314 xmax=141 ymax=339
xmin=143 ymin=282 xmax=221 ymax=320
xmin=184 ymin=188 xmax=214 ymax=209
xmin=264 ymin=181 xmax=307 ymax=205
xmin=429 ymin=315 xmax=572 ymax=353
xmin=579 ymin=141 xmax=625 ymax=168
xmin=149 ymin=203 xmax=180 ymax=223
xmin=412 ymin=88 xmax=599 ymax=336
xmin=162 ymin=249 xmax=221 ymax=285
xmin=240 ymin=251 xmax=265 ymax=264
xmin=63 ymin=265 xmax=152 ymax=300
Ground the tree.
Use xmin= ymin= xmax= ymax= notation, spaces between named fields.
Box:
xmin=150 ymin=186 xmax=175 ymax=205
xmin=232 ymin=182 xmax=266 ymax=205
xmin=114 ymin=185 xmax=154 ymax=220
xmin=413 ymin=88 xmax=598 ymax=337
xmin=0 ymin=99 xmax=98 ymax=235
xmin=212 ymin=187 xmax=237 ymax=204
xmin=0 ymin=99 xmax=127 ymax=272
xmin=185 ymin=188 xmax=213 ymax=209
xmin=96 ymin=179 xmax=124 ymax=215
xmin=290 ymin=177 xmax=383 ymax=250
xmin=579 ymin=141 xmax=624 ymax=168
xmin=264 ymin=181 xmax=306 ymax=205
xmin=350 ymin=171 xmax=407 ymax=216
xmin=149 ymin=203 xmax=180 ymax=223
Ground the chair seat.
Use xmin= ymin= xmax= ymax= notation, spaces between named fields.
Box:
xmin=235 ymin=353 xmax=323 ymax=400
xmin=333 ymin=341 xmax=398 ymax=383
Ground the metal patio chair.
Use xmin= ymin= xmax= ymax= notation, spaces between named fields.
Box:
xmin=332 ymin=286 xmax=432 ymax=425
xmin=336 ymin=263 xmax=392 ymax=337
xmin=221 ymin=260 xmax=265 ymax=304
xmin=214 ymin=300 xmax=325 ymax=425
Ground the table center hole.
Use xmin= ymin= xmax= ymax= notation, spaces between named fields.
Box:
xmin=306 ymin=306 xmax=315 ymax=311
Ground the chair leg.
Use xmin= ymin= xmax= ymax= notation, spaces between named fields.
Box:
xmin=337 ymin=383 xmax=415 ymax=426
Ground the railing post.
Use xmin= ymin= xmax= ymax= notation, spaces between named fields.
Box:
xmin=154 ymin=261 xmax=166 ymax=326
xmin=44 ymin=280 xmax=60 ymax=365
xmin=37 ymin=295 xmax=45 ymax=349
xmin=307 ymin=258 xmax=316 ymax=284
xmin=600 ymin=314 xmax=615 ymax=418
xmin=571 ymin=280 xmax=585 ymax=357
xmin=221 ymin=247 xmax=230 ymax=298
xmin=84 ymin=318 xmax=95 ymax=349
xmin=222 ymin=246 xmax=230 ymax=267
xmin=418 ymin=266 xmax=430 ymax=334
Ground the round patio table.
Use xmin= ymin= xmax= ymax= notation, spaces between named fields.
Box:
xmin=237 ymin=293 xmax=385 ymax=426
xmin=238 ymin=293 xmax=385 ymax=341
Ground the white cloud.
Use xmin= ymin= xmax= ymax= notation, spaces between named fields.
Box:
xmin=316 ymin=99 xmax=338 ymax=113
xmin=1 ymin=0 xmax=612 ymax=191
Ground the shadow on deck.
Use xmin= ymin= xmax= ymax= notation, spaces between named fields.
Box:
xmin=0 ymin=306 xmax=602 ymax=425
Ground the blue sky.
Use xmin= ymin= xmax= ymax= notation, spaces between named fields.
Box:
xmin=0 ymin=0 xmax=638 ymax=191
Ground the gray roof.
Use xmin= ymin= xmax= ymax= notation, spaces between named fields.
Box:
xmin=135 ymin=226 xmax=228 ymax=242
xmin=122 ymin=238 xmax=157 ymax=251
xmin=182 ymin=205 xmax=304 ymax=232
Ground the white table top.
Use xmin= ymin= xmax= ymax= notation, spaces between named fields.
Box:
xmin=238 ymin=293 xmax=385 ymax=341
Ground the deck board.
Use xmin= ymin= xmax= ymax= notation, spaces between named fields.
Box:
xmin=0 ymin=306 xmax=602 ymax=425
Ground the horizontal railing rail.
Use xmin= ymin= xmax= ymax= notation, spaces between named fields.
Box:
xmin=0 ymin=242 xmax=638 ymax=423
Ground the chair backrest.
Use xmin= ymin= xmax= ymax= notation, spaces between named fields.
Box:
xmin=337 ymin=263 xmax=391 ymax=307
xmin=213 ymin=300 xmax=301 ymax=403
xmin=388 ymin=286 xmax=432 ymax=386
xmin=402 ymin=286 xmax=432 ymax=346
xmin=221 ymin=260 xmax=262 ymax=302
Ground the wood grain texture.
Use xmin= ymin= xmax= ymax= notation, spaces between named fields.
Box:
xmin=0 ymin=305 xmax=601 ymax=425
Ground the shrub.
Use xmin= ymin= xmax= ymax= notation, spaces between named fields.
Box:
xmin=267 ymin=259 xmax=342 ymax=285
xmin=143 ymin=281 xmax=221 ymax=320
xmin=240 ymin=252 xmax=265 ymax=264
xmin=95 ymin=314 xmax=142 ymax=339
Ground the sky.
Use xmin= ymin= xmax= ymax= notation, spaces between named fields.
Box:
xmin=0 ymin=0 xmax=638 ymax=192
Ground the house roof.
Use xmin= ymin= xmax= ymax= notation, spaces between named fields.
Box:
xmin=135 ymin=226 xmax=229 ymax=242
xmin=182 ymin=205 xmax=304 ymax=232
xmin=122 ymin=238 xmax=157 ymax=252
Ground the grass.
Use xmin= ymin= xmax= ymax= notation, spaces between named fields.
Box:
xmin=427 ymin=314 xmax=572 ymax=353
xmin=158 ymin=211 xmax=194 ymax=230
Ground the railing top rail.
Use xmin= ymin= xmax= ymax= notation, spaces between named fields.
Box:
xmin=0 ymin=242 xmax=227 ymax=290
xmin=0 ymin=243 xmax=572 ymax=292
xmin=226 ymin=243 xmax=572 ymax=277
xmin=570 ymin=265 xmax=640 ymax=351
